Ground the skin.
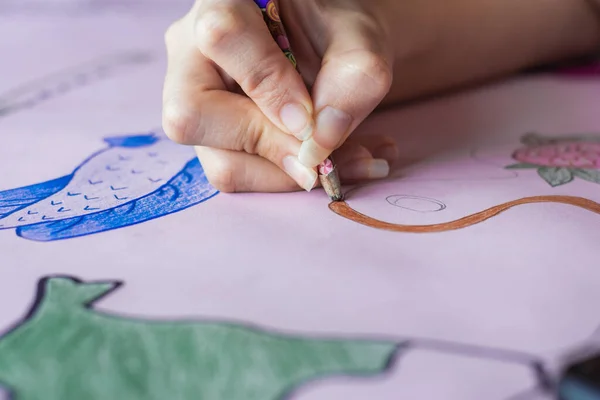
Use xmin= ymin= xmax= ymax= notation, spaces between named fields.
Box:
xmin=162 ymin=0 xmax=600 ymax=193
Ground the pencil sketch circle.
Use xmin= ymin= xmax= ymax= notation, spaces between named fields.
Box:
xmin=386 ymin=195 xmax=447 ymax=213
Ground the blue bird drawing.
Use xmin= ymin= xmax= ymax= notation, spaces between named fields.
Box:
xmin=0 ymin=131 xmax=219 ymax=242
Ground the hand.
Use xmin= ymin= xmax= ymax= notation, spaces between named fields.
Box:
xmin=161 ymin=0 xmax=398 ymax=193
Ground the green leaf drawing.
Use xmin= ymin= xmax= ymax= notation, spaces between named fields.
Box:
xmin=520 ymin=132 xmax=548 ymax=146
xmin=0 ymin=277 xmax=399 ymax=400
xmin=537 ymin=167 xmax=574 ymax=187
xmin=573 ymin=169 xmax=600 ymax=184
xmin=550 ymin=134 xmax=600 ymax=143
xmin=519 ymin=132 xmax=600 ymax=146
xmin=505 ymin=163 xmax=539 ymax=169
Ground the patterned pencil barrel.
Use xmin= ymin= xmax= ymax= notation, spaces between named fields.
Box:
xmin=253 ymin=0 xmax=297 ymax=68
xmin=252 ymin=0 xmax=343 ymax=201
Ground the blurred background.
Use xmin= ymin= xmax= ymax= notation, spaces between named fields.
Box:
xmin=0 ymin=0 xmax=193 ymax=15
xmin=0 ymin=0 xmax=203 ymax=186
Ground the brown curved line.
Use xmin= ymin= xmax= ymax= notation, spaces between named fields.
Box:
xmin=329 ymin=196 xmax=600 ymax=233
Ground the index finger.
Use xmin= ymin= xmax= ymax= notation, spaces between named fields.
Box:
xmin=193 ymin=0 xmax=315 ymax=141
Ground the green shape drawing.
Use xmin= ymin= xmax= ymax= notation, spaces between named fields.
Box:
xmin=0 ymin=277 xmax=399 ymax=400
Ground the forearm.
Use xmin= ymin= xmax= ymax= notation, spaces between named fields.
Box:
xmin=381 ymin=0 xmax=600 ymax=105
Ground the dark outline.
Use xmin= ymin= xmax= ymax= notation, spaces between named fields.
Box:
xmin=0 ymin=275 xmax=123 ymax=400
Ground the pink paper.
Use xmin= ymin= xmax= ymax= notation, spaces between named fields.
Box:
xmin=1 ymin=4 xmax=599 ymax=399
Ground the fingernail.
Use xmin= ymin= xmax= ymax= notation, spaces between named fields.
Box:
xmin=298 ymin=106 xmax=352 ymax=167
xmin=372 ymin=143 xmax=400 ymax=164
xmin=280 ymin=103 xmax=313 ymax=141
xmin=282 ymin=155 xmax=318 ymax=192
xmin=298 ymin=138 xmax=329 ymax=168
xmin=341 ymin=159 xmax=390 ymax=180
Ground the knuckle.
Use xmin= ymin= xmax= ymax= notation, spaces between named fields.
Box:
xmin=346 ymin=51 xmax=393 ymax=97
xmin=237 ymin=118 xmax=260 ymax=155
xmin=196 ymin=8 xmax=245 ymax=52
xmin=255 ymin=134 xmax=277 ymax=162
xmin=236 ymin=112 xmax=275 ymax=160
xmin=240 ymin=62 xmax=288 ymax=106
xmin=204 ymin=157 xmax=237 ymax=193
xmin=162 ymin=105 xmax=198 ymax=145
xmin=365 ymin=52 xmax=394 ymax=94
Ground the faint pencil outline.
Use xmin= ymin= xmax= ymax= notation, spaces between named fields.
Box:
xmin=504 ymin=386 xmax=552 ymax=400
xmin=0 ymin=50 xmax=153 ymax=118
xmin=0 ymin=0 xmax=192 ymax=15
xmin=385 ymin=146 xmax=520 ymax=183
xmin=386 ymin=195 xmax=447 ymax=213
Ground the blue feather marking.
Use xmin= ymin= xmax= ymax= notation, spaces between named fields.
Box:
xmin=0 ymin=175 xmax=71 ymax=220
xmin=103 ymin=134 xmax=159 ymax=148
xmin=17 ymin=158 xmax=219 ymax=241
xmin=0 ymin=142 xmax=113 ymax=224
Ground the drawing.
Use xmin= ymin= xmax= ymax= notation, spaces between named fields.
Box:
xmin=505 ymin=133 xmax=600 ymax=187
xmin=386 ymin=195 xmax=446 ymax=213
xmin=0 ymin=275 xmax=398 ymax=400
xmin=328 ymin=132 xmax=600 ymax=233
xmin=0 ymin=275 xmax=556 ymax=399
xmin=0 ymin=131 xmax=219 ymax=241
xmin=330 ymin=195 xmax=600 ymax=233
xmin=0 ymin=50 xmax=153 ymax=118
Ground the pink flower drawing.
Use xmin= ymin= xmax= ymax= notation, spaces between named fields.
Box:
xmin=506 ymin=133 xmax=600 ymax=187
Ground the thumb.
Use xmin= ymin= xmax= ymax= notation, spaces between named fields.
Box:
xmin=298 ymin=19 xmax=393 ymax=168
